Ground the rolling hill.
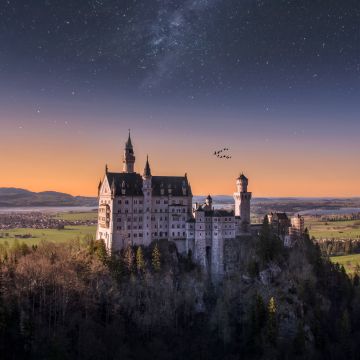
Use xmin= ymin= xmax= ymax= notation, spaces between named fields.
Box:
xmin=0 ymin=188 xmax=97 ymax=207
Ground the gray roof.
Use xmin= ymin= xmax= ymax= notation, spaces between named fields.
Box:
xmin=152 ymin=176 xmax=191 ymax=197
xmin=105 ymin=172 xmax=191 ymax=197
xmin=205 ymin=209 xmax=235 ymax=217
xmin=106 ymin=172 xmax=143 ymax=196
xmin=273 ymin=212 xmax=289 ymax=220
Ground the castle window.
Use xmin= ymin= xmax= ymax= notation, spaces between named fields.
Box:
xmin=117 ymin=218 xmax=121 ymax=222
xmin=156 ymin=200 xmax=160 ymax=204
xmin=164 ymin=200 xmax=168 ymax=204
xmin=125 ymin=200 xmax=129 ymax=204
xmin=118 ymin=200 xmax=121 ymax=204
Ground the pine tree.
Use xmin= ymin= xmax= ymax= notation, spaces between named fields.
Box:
xmin=251 ymin=293 xmax=266 ymax=333
xmin=267 ymin=297 xmax=277 ymax=345
xmin=152 ymin=243 xmax=161 ymax=272
xmin=95 ymin=240 xmax=108 ymax=264
xmin=293 ymin=322 xmax=306 ymax=355
xmin=136 ymin=246 xmax=145 ymax=274
xmin=124 ymin=244 xmax=134 ymax=273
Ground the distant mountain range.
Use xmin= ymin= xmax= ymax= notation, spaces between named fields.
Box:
xmin=1 ymin=188 xmax=359 ymax=212
xmin=0 ymin=188 xmax=98 ymax=207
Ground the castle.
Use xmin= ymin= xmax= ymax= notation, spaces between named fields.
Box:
xmin=96 ymin=132 xmax=252 ymax=275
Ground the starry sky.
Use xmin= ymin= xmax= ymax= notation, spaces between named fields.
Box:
xmin=1 ymin=0 xmax=359 ymax=197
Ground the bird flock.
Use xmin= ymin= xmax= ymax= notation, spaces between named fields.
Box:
xmin=213 ymin=148 xmax=232 ymax=159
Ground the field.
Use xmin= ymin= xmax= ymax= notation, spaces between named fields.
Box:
xmin=307 ymin=218 xmax=360 ymax=240
xmin=330 ymin=253 xmax=360 ymax=275
xmin=0 ymin=225 xmax=97 ymax=246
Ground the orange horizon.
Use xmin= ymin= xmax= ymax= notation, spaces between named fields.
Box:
xmin=1 ymin=119 xmax=359 ymax=198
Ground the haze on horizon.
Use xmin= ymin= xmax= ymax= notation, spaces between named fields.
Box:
xmin=0 ymin=1 xmax=359 ymax=197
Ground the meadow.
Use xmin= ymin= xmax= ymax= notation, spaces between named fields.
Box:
xmin=330 ymin=253 xmax=360 ymax=275
xmin=307 ymin=218 xmax=360 ymax=240
xmin=0 ymin=225 xmax=97 ymax=246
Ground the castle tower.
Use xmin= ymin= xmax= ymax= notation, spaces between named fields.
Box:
xmin=142 ymin=155 xmax=152 ymax=245
xmin=194 ymin=206 xmax=207 ymax=269
xmin=203 ymin=194 xmax=213 ymax=211
xmin=123 ymin=130 xmax=136 ymax=173
xmin=233 ymin=173 xmax=252 ymax=232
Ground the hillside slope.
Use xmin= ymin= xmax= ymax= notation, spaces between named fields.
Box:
xmin=0 ymin=188 xmax=97 ymax=207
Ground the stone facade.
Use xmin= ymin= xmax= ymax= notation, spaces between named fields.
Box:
xmin=96 ymin=133 xmax=253 ymax=275
xmin=267 ymin=212 xmax=305 ymax=247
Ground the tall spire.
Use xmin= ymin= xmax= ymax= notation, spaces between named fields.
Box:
xmin=126 ymin=129 xmax=133 ymax=149
xmin=123 ymin=129 xmax=135 ymax=173
xmin=143 ymin=155 xmax=151 ymax=177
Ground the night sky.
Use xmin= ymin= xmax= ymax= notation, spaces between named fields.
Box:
xmin=1 ymin=0 xmax=359 ymax=196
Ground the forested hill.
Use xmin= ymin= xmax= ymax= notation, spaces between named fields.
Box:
xmin=0 ymin=188 xmax=97 ymax=207
xmin=0 ymin=223 xmax=359 ymax=359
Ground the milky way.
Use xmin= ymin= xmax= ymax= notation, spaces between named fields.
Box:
xmin=0 ymin=0 xmax=359 ymax=115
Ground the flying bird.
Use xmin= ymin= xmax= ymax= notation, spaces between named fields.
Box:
xmin=213 ymin=147 xmax=232 ymax=160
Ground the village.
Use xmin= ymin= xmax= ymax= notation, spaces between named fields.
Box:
xmin=0 ymin=212 xmax=97 ymax=231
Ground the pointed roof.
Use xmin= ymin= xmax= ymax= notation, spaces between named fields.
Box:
xmin=126 ymin=129 xmax=133 ymax=149
xmin=143 ymin=155 xmax=152 ymax=177
xmin=237 ymin=172 xmax=248 ymax=181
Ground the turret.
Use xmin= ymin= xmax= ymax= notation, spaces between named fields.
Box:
xmin=233 ymin=172 xmax=252 ymax=232
xmin=142 ymin=156 xmax=152 ymax=244
xmin=143 ymin=155 xmax=151 ymax=178
xmin=123 ymin=130 xmax=136 ymax=173
xmin=236 ymin=173 xmax=248 ymax=193
xmin=205 ymin=194 xmax=212 ymax=207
